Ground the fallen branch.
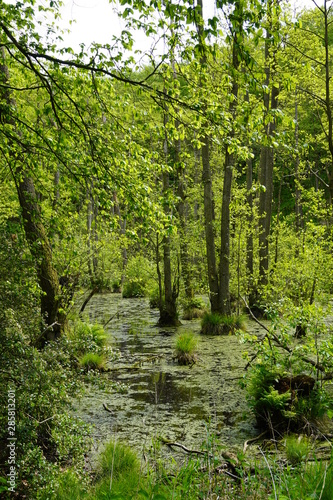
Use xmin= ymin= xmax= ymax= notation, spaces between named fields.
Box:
xmin=103 ymin=312 xmax=119 ymax=328
xmin=159 ymin=437 xmax=206 ymax=456
xmin=103 ymin=403 xmax=113 ymax=413
xmin=80 ymin=286 xmax=99 ymax=316
xmin=243 ymin=431 xmax=268 ymax=454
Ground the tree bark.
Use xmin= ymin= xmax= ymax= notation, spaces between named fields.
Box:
xmin=258 ymin=0 xmax=279 ymax=290
xmin=196 ymin=0 xmax=220 ymax=313
xmin=1 ymin=48 xmax=63 ymax=344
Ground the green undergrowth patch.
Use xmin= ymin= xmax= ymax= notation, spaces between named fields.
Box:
xmin=201 ymin=312 xmax=246 ymax=335
xmin=245 ymin=363 xmax=333 ymax=433
xmin=181 ymin=297 xmax=207 ymax=320
xmin=34 ymin=435 xmax=333 ymax=500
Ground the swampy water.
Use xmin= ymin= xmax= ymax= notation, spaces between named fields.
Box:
xmin=74 ymin=294 xmax=261 ymax=455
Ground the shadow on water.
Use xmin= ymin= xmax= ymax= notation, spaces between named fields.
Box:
xmin=74 ymin=294 xmax=260 ymax=454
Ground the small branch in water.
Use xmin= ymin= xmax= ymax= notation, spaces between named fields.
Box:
xmin=103 ymin=403 xmax=113 ymax=413
xmin=103 ymin=312 xmax=119 ymax=328
xmin=159 ymin=437 xmax=207 ymax=456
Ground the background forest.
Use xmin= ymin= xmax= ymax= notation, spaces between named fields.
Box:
xmin=2 ymin=0 xmax=333 ymax=498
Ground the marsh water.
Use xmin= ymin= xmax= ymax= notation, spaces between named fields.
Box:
xmin=74 ymin=293 xmax=261 ymax=456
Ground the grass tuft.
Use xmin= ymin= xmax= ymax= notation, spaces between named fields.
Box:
xmin=201 ymin=312 xmax=246 ymax=335
xmin=79 ymin=352 xmax=105 ymax=371
xmin=174 ymin=332 xmax=199 ymax=365
xmin=285 ymin=434 xmax=311 ymax=465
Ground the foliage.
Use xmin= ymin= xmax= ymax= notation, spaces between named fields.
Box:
xmin=201 ymin=312 xmax=246 ymax=335
xmin=122 ymin=255 xmax=155 ymax=298
xmin=181 ymin=297 xmax=207 ymax=320
xmin=0 ymin=310 xmax=92 ymax=498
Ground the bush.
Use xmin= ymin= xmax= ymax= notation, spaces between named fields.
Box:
xmin=201 ymin=312 xmax=246 ymax=335
xmin=174 ymin=332 xmax=199 ymax=365
xmin=181 ymin=297 xmax=207 ymax=320
xmin=149 ymin=285 xmax=161 ymax=309
xmin=0 ymin=311 xmax=92 ymax=498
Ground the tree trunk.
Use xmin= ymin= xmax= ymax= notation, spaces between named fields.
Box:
xmin=202 ymin=136 xmax=220 ymax=312
xmin=196 ymin=0 xmax=220 ymax=313
xmin=18 ymin=175 xmax=63 ymax=341
xmin=258 ymin=1 xmax=279 ymax=290
xmin=219 ymin=22 xmax=240 ymax=316
xmin=1 ymin=48 xmax=63 ymax=344
xmin=158 ymin=109 xmax=180 ymax=326
xmin=246 ymin=154 xmax=255 ymax=305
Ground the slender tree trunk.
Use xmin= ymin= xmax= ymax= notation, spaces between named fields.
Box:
xmin=158 ymin=108 xmax=179 ymax=326
xmin=219 ymin=3 xmax=242 ymax=316
xmin=246 ymin=155 xmax=255 ymax=304
xmin=258 ymin=0 xmax=279 ymax=289
xmin=196 ymin=0 xmax=220 ymax=313
xmin=112 ymin=192 xmax=128 ymax=288
xmin=202 ymin=137 xmax=220 ymax=312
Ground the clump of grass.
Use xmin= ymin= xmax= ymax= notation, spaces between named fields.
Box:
xmin=79 ymin=352 xmax=105 ymax=371
xmin=285 ymin=435 xmax=310 ymax=465
xmin=94 ymin=440 xmax=142 ymax=498
xmin=174 ymin=331 xmax=199 ymax=365
xmin=182 ymin=297 xmax=207 ymax=320
xmin=201 ymin=312 xmax=246 ymax=335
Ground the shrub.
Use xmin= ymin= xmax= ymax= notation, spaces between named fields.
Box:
xmin=181 ymin=297 xmax=207 ymax=320
xmin=149 ymin=285 xmax=161 ymax=309
xmin=201 ymin=312 xmax=246 ymax=335
xmin=174 ymin=332 xmax=199 ymax=365
xmin=123 ymin=279 xmax=146 ymax=298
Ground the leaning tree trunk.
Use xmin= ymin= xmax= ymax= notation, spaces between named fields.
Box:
xmin=18 ymin=175 xmax=63 ymax=341
xmin=0 ymin=48 xmax=63 ymax=344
